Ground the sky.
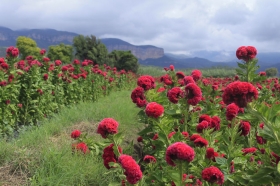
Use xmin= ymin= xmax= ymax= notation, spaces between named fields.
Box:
xmin=1 ymin=0 xmax=280 ymax=60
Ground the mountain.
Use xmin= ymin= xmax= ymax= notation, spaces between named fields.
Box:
xmin=0 ymin=26 xmax=78 ymax=49
xmin=100 ymin=38 xmax=164 ymax=60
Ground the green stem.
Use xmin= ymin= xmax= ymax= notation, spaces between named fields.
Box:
xmin=179 ymin=161 xmax=183 ymax=186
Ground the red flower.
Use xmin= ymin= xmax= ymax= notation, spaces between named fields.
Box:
xmin=17 ymin=103 xmax=22 ymax=108
xmin=202 ymin=166 xmax=224 ymax=185
xmin=6 ymin=46 xmax=19 ymax=57
xmin=196 ymin=121 xmax=209 ymax=133
xmin=181 ymin=131 xmax=189 ymax=139
xmin=118 ymin=154 xmax=143 ymax=184
xmin=152 ymin=133 xmax=158 ymax=140
xmin=191 ymin=69 xmax=202 ymax=81
xmin=210 ymin=116 xmax=221 ymax=131
xmin=199 ymin=114 xmax=211 ymax=123
xmin=167 ymin=87 xmax=183 ymax=104
xmin=194 ymin=137 xmax=208 ymax=147
xmin=55 ymin=60 xmax=62 ymax=66
xmin=226 ymin=103 xmax=239 ymax=121
xmin=242 ymin=147 xmax=257 ymax=155
xmin=222 ymin=81 xmax=258 ymax=108
xmin=168 ymin=131 xmax=176 ymax=139
xmin=1 ymin=62 xmax=9 ymax=70
xmin=71 ymin=130 xmax=81 ymax=139
xmin=183 ymin=76 xmax=195 ymax=85
xmin=160 ymin=74 xmax=173 ymax=85
xmin=102 ymin=144 xmax=122 ymax=169
xmin=165 ymin=142 xmax=195 ymax=166
xmin=43 ymin=74 xmax=48 ymax=81
xmin=143 ymin=155 xmax=156 ymax=163
xmin=131 ymin=86 xmax=147 ymax=107
xmin=185 ymin=83 xmax=202 ymax=106
xmin=176 ymin=71 xmax=185 ymax=79
xmin=137 ymin=136 xmax=143 ymax=142
xmin=145 ymin=102 xmax=164 ymax=118
xmin=97 ymin=118 xmax=119 ymax=139
xmin=37 ymin=89 xmax=43 ymax=95
xmin=0 ymin=80 xmax=7 ymax=87
xmin=239 ymin=121 xmax=251 ymax=136
xmin=40 ymin=49 xmax=46 ymax=55
xmin=190 ymin=134 xmax=202 ymax=141
xmin=137 ymin=75 xmax=155 ymax=90
xmin=236 ymin=46 xmax=257 ymax=62
xmin=206 ymin=147 xmax=219 ymax=161
xmin=169 ymin=65 xmax=175 ymax=71
xmin=72 ymin=142 xmax=89 ymax=154
xmin=157 ymin=87 xmax=166 ymax=92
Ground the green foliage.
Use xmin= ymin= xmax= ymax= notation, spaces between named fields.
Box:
xmin=16 ymin=36 xmax=41 ymax=60
xmin=47 ymin=43 xmax=73 ymax=63
xmin=265 ymin=67 xmax=278 ymax=77
xmin=109 ymin=50 xmax=139 ymax=73
xmin=73 ymin=35 xmax=111 ymax=65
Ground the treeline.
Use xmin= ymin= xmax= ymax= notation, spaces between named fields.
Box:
xmin=14 ymin=35 xmax=139 ymax=73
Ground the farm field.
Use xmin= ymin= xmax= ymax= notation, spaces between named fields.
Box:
xmin=1 ymin=45 xmax=280 ymax=185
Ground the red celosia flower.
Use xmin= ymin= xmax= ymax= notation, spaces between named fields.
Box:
xmin=137 ymin=75 xmax=155 ymax=90
xmin=259 ymin=71 xmax=266 ymax=76
xmin=168 ymin=131 xmax=176 ymax=139
xmin=191 ymin=69 xmax=202 ymax=81
xmin=202 ymin=166 xmax=224 ymax=185
xmin=157 ymin=87 xmax=166 ymax=92
xmin=145 ymin=102 xmax=164 ymax=118
xmin=143 ymin=155 xmax=156 ymax=163
xmin=183 ymin=76 xmax=195 ymax=85
xmin=43 ymin=74 xmax=48 ymax=81
xmin=72 ymin=142 xmax=89 ymax=154
xmin=169 ymin=65 xmax=175 ymax=71
xmin=0 ymin=80 xmax=7 ymax=87
xmin=97 ymin=118 xmax=119 ymax=139
xmin=190 ymin=134 xmax=202 ymax=141
xmin=71 ymin=130 xmax=81 ymax=139
xmin=181 ymin=131 xmax=189 ymax=139
xmin=165 ymin=142 xmax=195 ymax=166
xmin=102 ymin=144 xmax=122 ymax=169
xmin=137 ymin=136 xmax=143 ymax=143
xmin=118 ymin=154 xmax=143 ymax=184
xmin=197 ymin=121 xmax=209 ymax=133
xmin=194 ymin=137 xmax=208 ymax=147
xmin=242 ymin=147 xmax=257 ymax=155
xmin=199 ymin=114 xmax=211 ymax=123
xmin=256 ymin=133 xmax=267 ymax=144
xmin=206 ymin=147 xmax=220 ymax=161
xmin=271 ymin=152 xmax=280 ymax=164
xmin=40 ymin=49 xmax=46 ymax=55
xmin=37 ymin=89 xmax=43 ymax=95
xmin=226 ymin=103 xmax=239 ymax=121
xmin=152 ymin=133 xmax=158 ymax=140
xmin=222 ymin=81 xmax=258 ymax=108
xmin=185 ymin=83 xmax=202 ymax=106
xmin=160 ymin=74 xmax=173 ymax=85
xmin=167 ymin=87 xmax=183 ymax=104
xmin=239 ymin=121 xmax=251 ymax=136
xmin=1 ymin=62 xmax=9 ymax=70
xmin=6 ymin=46 xmax=19 ymax=57
xmin=176 ymin=71 xmax=185 ymax=79
xmin=236 ymin=46 xmax=257 ymax=62
xmin=131 ymin=86 xmax=147 ymax=108
xmin=210 ymin=116 xmax=221 ymax=131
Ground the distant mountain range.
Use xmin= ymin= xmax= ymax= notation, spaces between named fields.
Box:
xmin=1 ymin=26 xmax=280 ymax=72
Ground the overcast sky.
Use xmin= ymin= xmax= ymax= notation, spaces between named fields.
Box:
xmin=1 ymin=0 xmax=280 ymax=57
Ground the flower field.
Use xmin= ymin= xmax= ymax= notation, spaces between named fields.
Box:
xmin=0 ymin=47 xmax=135 ymax=136
xmin=1 ymin=45 xmax=280 ymax=185
xmin=71 ymin=46 xmax=280 ymax=185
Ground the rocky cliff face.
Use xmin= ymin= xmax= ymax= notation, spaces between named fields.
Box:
xmin=0 ymin=27 xmax=78 ymax=48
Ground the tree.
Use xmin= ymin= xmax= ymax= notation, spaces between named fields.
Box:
xmin=16 ymin=36 xmax=41 ymax=59
xmin=265 ymin=67 xmax=278 ymax=77
xmin=72 ymin=35 xmax=111 ymax=65
xmin=109 ymin=50 xmax=139 ymax=73
xmin=47 ymin=43 xmax=73 ymax=63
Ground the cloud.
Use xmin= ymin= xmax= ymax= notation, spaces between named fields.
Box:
xmin=1 ymin=0 xmax=280 ymax=53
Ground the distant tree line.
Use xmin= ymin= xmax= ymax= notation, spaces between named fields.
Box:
xmin=15 ymin=35 xmax=139 ymax=73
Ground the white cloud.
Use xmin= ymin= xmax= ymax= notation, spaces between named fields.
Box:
xmin=1 ymin=0 xmax=280 ymax=54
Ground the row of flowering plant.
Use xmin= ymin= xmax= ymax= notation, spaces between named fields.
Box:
xmin=0 ymin=47 xmax=136 ymax=136
xmin=70 ymin=46 xmax=280 ymax=185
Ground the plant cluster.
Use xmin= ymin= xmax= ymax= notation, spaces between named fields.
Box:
xmin=0 ymin=46 xmax=136 ymax=136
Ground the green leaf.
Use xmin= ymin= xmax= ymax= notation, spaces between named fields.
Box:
xmin=215 ymin=157 xmax=227 ymax=165
xmin=270 ymin=143 xmax=280 ymax=155
xmin=277 ymin=162 xmax=280 ymax=174
xmin=233 ymin=157 xmax=247 ymax=164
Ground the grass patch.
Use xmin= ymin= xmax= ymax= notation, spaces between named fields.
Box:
xmin=0 ymin=90 xmax=141 ymax=185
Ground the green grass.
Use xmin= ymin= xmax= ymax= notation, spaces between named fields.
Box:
xmin=138 ymin=65 xmax=237 ymax=77
xmin=0 ymin=90 xmax=141 ymax=186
